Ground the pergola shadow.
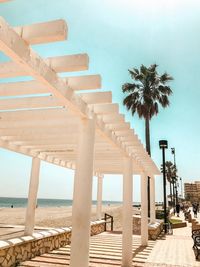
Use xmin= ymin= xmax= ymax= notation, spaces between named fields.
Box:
xmin=18 ymin=232 xmax=157 ymax=267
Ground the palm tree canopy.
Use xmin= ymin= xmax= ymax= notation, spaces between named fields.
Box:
xmin=161 ymin=161 xmax=177 ymax=183
xmin=122 ymin=64 xmax=173 ymax=119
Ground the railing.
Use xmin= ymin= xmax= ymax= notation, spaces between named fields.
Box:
xmin=104 ymin=213 xmax=114 ymax=231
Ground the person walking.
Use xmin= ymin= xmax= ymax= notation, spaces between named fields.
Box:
xmin=193 ymin=203 xmax=198 ymax=218
xmin=176 ymin=202 xmax=180 ymax=217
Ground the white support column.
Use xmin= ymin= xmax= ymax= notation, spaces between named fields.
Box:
xmin=96 ymin=174 xmax=103 ymax=220
xmin=122 ymin=157 xmax=133 ymax=267
xmin=150 ymin=175 xmax=156 ymax=224
xmin=70 ymin=118 xmax=95 ymax=267
xmin=141 ymin=172 xmax=148 ymax=246
xmin=24 ymin=157 xmax=40 ymax=236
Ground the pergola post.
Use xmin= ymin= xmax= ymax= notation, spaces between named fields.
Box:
xmin=150 ymin=175 xmax=156 ymax=224
xmin=24 ymin=157 xmax=40 ymax=236
xmin=141 ymin=172 xmax=148 ymax=246
xmin=96 ymin=174 xmax=103 ymax=220
xmin=122 ymin=157 xmax=133 ymax=267
xmin=70 ymin=118 xmax=95 ymax=267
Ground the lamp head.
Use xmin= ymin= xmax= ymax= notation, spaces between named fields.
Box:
xmin=159 ymin=140 xmax=168 ymax=149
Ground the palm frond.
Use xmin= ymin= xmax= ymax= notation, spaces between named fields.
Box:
xmin=160 ymin=72 xmax=174 ymax=84
xmin=122 ymin=64 xmax=173 ymax=120
xmin=122 ymin=83 xmax=140 ymax=93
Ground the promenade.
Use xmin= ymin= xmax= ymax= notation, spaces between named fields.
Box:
xmin=18 ymin=211 xmax=200 ymax=267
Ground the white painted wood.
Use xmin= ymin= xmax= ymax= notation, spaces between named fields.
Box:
xmin=0 ymin=54 xmax=89 ymax=78
xmin=122 ymin=157 xmax=133 ymax=267
xmin=9 ymin=138 xmax=78 ymax=146
xmin=0 ymin=138 xmax=71 ymax=169
xmin=0 ymin=17 xmax=161 ymax=176
xmin=0 ymin=119 xmax=78 ymax=129
xmin=150 ymin=175 xmax=156 ymax=224
xmin=0 ymin=61 xmax=27 ymax=78
xmin=96 ymin=174 xmax=103 ymax=220
xmin=141 ymin=172 xmax=148 ymax=246
xmin=101 ymin=114 xmax=125 ymax=123
xmin=108 ymin=122 xmax=130 ymax=131
xmin=79 ymin=91 xmax=111 ymax=104
xmin=0 ymin=17 xmax=83 ymax=114
xmin=0 ymin=96 xmax=62 ymax=111
xmin=45 ymin=54 xmax=89 ymax=72
xmin=0 ymin=81 xmax=48 ymax=96
xmin=0 ymin=127 xmax=78 ymax=136
xmin=120 ymin=136 xmax=137 ymax=142
xmin=23 ymin=144 xmax=76 ymax=150
xmin=70 ymin=118 xmax=95 ymax=267
xmin=66 ymin=75 xmax=101 ymax=90
xmin=0 ymin=75 xmax=99 ymax=96
xmin=93 ymin=103 xmax=119 ymax=114
xmin=24 ymin=157 xmax=40 ymax=235
xmin=0 ymin=108 xmax=74 ymax=121
xmin=14 ymin=19 xmax=67 ymax=44
xmin=115 ymin=130 xmax=134 ymax=136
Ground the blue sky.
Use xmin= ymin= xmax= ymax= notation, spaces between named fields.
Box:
xmin=0 ymin=0 xmax=200 ymax=202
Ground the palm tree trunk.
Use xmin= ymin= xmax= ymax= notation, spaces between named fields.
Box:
xmin=145 ymin=117 xmax=151 ymax=156
xmin=145 ymin=117 xmax=151 ymax=217
xmin=172 ymin=181 xmax=175 ymax=207
xmin=170 ymin=182 xmax=172 ymax=207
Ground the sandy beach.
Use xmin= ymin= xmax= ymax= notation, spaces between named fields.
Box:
xmin=0 ymin=204 xmax=124 ymax=230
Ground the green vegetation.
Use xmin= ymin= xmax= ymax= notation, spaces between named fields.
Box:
xmin=169 ymin=218 xmax=182 ymax=224
xmin=156 ymin=209 xmax=170 ymax=219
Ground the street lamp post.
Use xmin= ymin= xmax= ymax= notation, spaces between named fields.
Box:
xmin=159 ymin=140 xmax=168 ymax=234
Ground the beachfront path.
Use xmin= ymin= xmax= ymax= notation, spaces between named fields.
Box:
xmin=19 ymin=212 xmax=200 ymax=267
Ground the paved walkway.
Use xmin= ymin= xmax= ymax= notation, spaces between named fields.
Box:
xmin=145 ymin=211 xmax=200 ymax=267
xmin=19 ymin=232 xmax=155 ymax=267
xmin=16 ymin=211 xmax=200 ymax=266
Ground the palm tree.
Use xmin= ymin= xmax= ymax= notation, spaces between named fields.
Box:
xmin=122 ymin=64 xmax=173 ymax=155
xmin=161 ymin=161 xmax=177 ymax=207
xmin=122 ymin=64 xmax=173 ymax=215
xmin=165 ymin=161 xmax=176 ymax=207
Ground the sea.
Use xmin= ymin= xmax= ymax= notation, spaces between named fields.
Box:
xmin=0 ymin=197 xmax=124 ymax=208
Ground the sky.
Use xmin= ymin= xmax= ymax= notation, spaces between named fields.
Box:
xmin=0 ymin=0 xmax=200 ymax=202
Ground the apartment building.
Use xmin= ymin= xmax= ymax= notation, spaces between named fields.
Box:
xmin=184 ymin=181 xmax=200 ymax=202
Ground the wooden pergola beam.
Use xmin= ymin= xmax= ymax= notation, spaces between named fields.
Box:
xmin=0 ymin=54 xmax=89 ymax=78
xmin=0 ymin=96 xmax=62 ymax=111
xmin=79 ymin=92 xmax=112 ymax=104
xmin=0 ymin=74 xmax=99 ymax=96
xmin=0 ymin=17 xmax=133 ymax=160
xmin=65 ymin=75 xmax=101 ymax=90
xmin=14 ymin=19 xmax=67 ymax=45
xmin=0 ymin=17 xmax=160 ymax=175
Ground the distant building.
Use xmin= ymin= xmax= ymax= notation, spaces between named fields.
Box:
xmin=184 ymin=181 xmax=200 ymax=202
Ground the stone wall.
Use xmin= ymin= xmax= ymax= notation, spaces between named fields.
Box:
xmin=132 ymin=215 xmax=163 ymax=240
xmin=0 ymin=220 xmax=105 ymax=267
xmin=132 ymin=215 xmax=141 ymax=235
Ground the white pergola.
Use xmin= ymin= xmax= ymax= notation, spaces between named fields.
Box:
xmin=0 ymin=4 xmax=160 ymax=267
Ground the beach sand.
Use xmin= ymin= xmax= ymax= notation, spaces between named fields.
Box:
xmin=0 ymin=204 xmax=124 ymax=230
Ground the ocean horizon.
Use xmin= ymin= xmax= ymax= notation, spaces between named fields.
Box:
xmin=0 ymin=197 xmax=125 ymax=208
xmin=0 ymin=197 xmax=163 ymax=208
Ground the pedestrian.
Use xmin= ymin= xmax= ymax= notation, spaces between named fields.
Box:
xmin=193 ymin=203 xmax=198 ymax=218
xmin=197 ymin=203 xmax=199 ymax=213
xmin=176 ymin=202 xmax=180 ymax=217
